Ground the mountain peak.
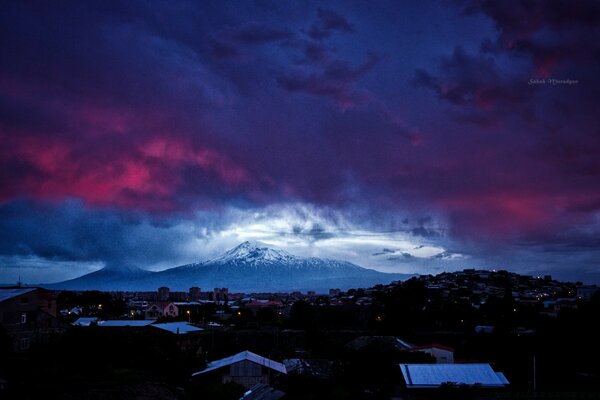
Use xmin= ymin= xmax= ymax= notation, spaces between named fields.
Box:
xmin=217 ymin=241 xmax=293 ymax=263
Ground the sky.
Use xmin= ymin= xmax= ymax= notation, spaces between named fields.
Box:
xmin=1 ymin=0 xmax=599 ymax=284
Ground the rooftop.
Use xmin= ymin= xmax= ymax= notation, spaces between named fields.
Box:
xmin=97 ymin=320 xmax=154 ymax=327
xmin=0 ymin=287 xmax=37 ymax=303
xmin=150 ymin=321 xmax=204 ymax=334
xmin=192 ymin=350 xmax=287 ymax=376
xmin=400 ymin=363 xmax=509 ymax=389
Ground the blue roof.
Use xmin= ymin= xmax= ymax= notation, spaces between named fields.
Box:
xmin=72 ymin=317 xmax=98 ymax=326
xmin=97 ymin=320 xmax=154 ymax=327
xmin=151 ymin=321 xmax=204 ymax=334
xmin=400 ymin=363 xmax=509 ymax=388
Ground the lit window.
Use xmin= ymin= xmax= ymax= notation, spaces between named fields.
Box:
xmin=21 ymin=313 xmax=27 ymax=324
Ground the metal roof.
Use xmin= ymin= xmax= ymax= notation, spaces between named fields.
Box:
xmin=150 ymin=321 xmax=204 ymax=334
xmin=400 ymin=363 xmax=509 ymax=388
xmin=0 ymin=288 xmax=36 ymax=303
xmin=72 ymin=317 xmax=98 ymax=326
xmin=97 ymin=320 xmax=154 ymax=327
xmin=192 ymin=351 xmax=287 ymax=376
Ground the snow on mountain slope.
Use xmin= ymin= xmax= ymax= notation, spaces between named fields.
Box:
xmin=46 ymin=241 xmax=412 ymax=292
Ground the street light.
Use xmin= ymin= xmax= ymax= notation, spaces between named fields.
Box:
xmin=186 ymin=310 xmax=191 ymax=323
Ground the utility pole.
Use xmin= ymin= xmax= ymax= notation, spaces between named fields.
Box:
xmin=533 ymin=355 xmax=537 ymax=394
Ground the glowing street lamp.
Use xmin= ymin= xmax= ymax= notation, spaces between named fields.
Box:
xmin=186 ymin=310 xmax=191 ymax=322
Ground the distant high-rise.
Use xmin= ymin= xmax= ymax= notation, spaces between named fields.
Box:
xmin=213 ymin=287 xmax=229 ymax=301
xmin=157 ymin=286 xmax=170 ymax=301
xmin=189 ymin=287 xmax=201 ymax=301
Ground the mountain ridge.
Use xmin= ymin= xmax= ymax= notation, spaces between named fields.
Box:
xmin=45 ymin=241 xmax=412 ymax=292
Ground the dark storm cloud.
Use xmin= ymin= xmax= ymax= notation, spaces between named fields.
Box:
xmin=414 ymin=47 xmax=527 ymax=108
xmin=458 ymin=0 xmax=600 ymax=77
xmin=1 ymin=1 xmax=600 ymax=282
xmin=210 ymin=22 xmax=294 ymax=58
xmin=277 ymin=53 xmax=379 ymax=108
xmin=308 ymin=8 xmax=354 ymax=40
xmin=0 ymin=200 xmax=196 ymax=268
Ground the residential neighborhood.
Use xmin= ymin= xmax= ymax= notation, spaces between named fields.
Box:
xmin=1 ymin=269 xmax=599 ymax=399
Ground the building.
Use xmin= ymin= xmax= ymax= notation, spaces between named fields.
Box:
xmin=157 ymin=287 xmax=170 ymax=301
xmin=150 ymin=321 xmax=203 ymax=335
xmin=399 ymin=363 xmax=509 ymax=389
xmin=0 ymin=287 xmax=66 ymax=352
xmin=347 ymin=336 xmax=413 ymax=352
xmin=244 ymin=300 xmax=284 ymax=315
xmin=213 ymin=288 xmax=229 ymax=301
xmin=192 ymin=350 xmax=287 ymax=389
xmin=72 ymin=317 xmax=98 ymax=326
xmin=577 ymin=285 xmax=599 ymax=301
xmin=145 ymin=301 xmax=178 ymax=320
xmin=189 ymin=287 xmax=202 ymax=301
xmin=409 ymin=344 xmax=455 ymax=363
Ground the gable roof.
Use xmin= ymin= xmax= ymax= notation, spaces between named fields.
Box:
xmin=400 ymin=363 xmax=509 ymax=388
xmin=0 ymin=288 xmax=37 ymax=303
xmin=147 ymin=301 xmax=175 ymax=309
xmin=410 ymin=343 xmax=455 ymax=352
xmin=151 ymin=321 xmax=204 ymax=334
xmin=192 ymin=351 xmax=287 ymax=376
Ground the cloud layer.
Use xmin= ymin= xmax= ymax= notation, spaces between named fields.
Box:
xmin=1 ymin=1 xmax=599 ymax=283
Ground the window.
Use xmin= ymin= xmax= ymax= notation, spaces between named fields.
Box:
xmin=20 ymin=313 xmax=27 ymax=324
xmin=20 ymin=337 xmax=30 ymax=350
xmin=169 ymin=305 xmax=174 ymax=311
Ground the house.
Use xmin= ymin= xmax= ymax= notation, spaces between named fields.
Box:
xmin=399 ymin=363 xmax=509 ymax=389
xmin=409 ymin=344 xmax=454 ymax=363
xmin=283 ymin=358 xmax=333 ymax=379
xmin=244 ymin=300 xmax=284 ymax=315
xmin=347 ymin=336 xmax=413 ymax=352
xmin=145 ymin=301 xmax=178 ymax=320
xmin=0 ymin=287 xmax=66 ymax=352
xmin=577 ymin=285 xmax=599 ymax=300
xmin=192 ymin=350 xmax=287 ymax=389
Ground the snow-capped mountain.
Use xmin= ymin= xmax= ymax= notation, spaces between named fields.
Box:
xmin=46 ymin=241 xmax=411 ymax=292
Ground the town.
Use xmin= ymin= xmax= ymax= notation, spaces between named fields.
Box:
xmin=1 ymin=269 xmax=599 ymax=399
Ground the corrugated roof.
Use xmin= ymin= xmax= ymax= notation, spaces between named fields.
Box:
xmin=151 ymin=321 xmax=204 ymax=334
xmin=72 ymin=317 xmax=99 ymax=326
xmin=496 ymin=372 xmax=510 ymax=385
xmin=97 ymin=320 xmax=154 ymax=327
xmin=400 ymin=363 xmax=509 ymax=388
xmin=0 ymin=288 xmax=36 ymax=303
xmin=192 ymin=351 xmax=287 ymax=376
